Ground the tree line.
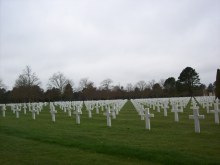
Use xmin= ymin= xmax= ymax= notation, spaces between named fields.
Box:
xmin=0 ymin=66 xmax=218 ymax=103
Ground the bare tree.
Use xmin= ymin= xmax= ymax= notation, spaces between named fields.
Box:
xmin=0 ymin=78 xmax=6 ymax=89
xmin=83 ymin=82 xmax=97 ymax=100
xmin=63 ymin=83 xmax=73 ymax=101
xmin=136 ymin=80 xmax=147 ymax=91
xmin=100 ymin=78 xmax=113 ymax=90
xmin=12 ymin=66 xmax=42 ymax=102
xmin=15 ymin=66 xmax=40 ymax=87
xmin=159 ymin=79 xmax=165 ymax=89
xmin=148 ymin=79 xmax=156 ymax=89
xmin=48 ymin=72 xmax=72 ymax=93
xmin=126 ymin=83 xmax=133 ymax=92
xmin=79 ymin=78 xmax=90 ymax=91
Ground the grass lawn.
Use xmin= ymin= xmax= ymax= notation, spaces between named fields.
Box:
xmin=0 ymin=100 xmax=220 ymax=165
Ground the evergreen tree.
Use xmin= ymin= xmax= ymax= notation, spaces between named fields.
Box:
xmin=63 ymin=83 xmax=73 ymax=101
xmin=178 ymin=67 xmax=200 ymax=96
xmin=164 ymin=77 xmax=176 ymax=96
xmin=215 ymin=69 xmax=220 ymax=99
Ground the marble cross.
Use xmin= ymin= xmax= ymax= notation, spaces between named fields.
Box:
xmin=163 ymin=102 xmax=168 ymax=117
xmin=23 ymin=103 xmax=27 ymax=114
xmin=15 ymin=105 xmax=21 ymax=118
xmin=171 ymin=103 xmax=183 ymax=122
xmin=156 ymin=102 xmax=161 ymax=112
xmin=74 ymin=105 xmax=82 ymax=124
xmin=1 ymin=104 xmax=6 ymax=117
xmin=50 ymin=103 xmax=57 ymax=122
xmin=205 ymin=102 xmax=211 ymax=114
xmin=210 ymin=100 xmax=220 ymax=124
xmin=104 ymin=106 xmax=112 ymax=127
xmin=31 ymin=105 xmax=37 ymax=120
xmin=96 ymin=102 xmax=100 ymax=114
xmin=67 ymin=105 xmax=72 ymax=117
xmin=145 ymin=108 xmax=154 ymax=130
xmin=189 ymin=107 xmax=205 ymax=133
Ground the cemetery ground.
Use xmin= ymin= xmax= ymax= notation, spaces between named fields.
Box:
xmin=0 ymin=100 xmax=220 ymax=165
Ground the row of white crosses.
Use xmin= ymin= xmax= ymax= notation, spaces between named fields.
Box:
xmin=195 ymin=96 xmax=220 ymax=124
xmin=29 ymin=103 xmax=46 ymax=120
xmin=1 ymin=101 xmax=82 ymax=123
xmin=5 ymin=103 xmax=22 ymax=118
xmin=9 ymin=104 xmax=23 ymax=118
xmin=84 ymin=101 xmax=96 ymax=118
xmin=61 ymin=102 xmax=72 ymax=117
xmin=1 ymin=102 xmax=47 ymax=119
xmin=131 ymin=99 xmax=154 ymax=130
xmin=74 ymin=104 xmax=83 ymax=124
xmin=210 ymin=99 xmax=220 ymax=124
xmin=101 ymin=100 xmax=127 ymax=127
xmin=0 ymin=104 xmax=7 ymax=117
xmin=103 ymin=104 xmax=113 ymax=127
xmin=81 ymin=100 xmax=121 ymax=127
xmin=134 ymin=97 xmax=190 ymax=121
xmin=196 ymin=96 xmax=215 ymax=113
xmin=189 ymin=98 xmax=205 ymax=133
xmin=132 ymin=97 xmax=209 ymax=133
xmin=50 ymin=102 xmax=57 ymax=122
xmin=55 ymin=100 xmax=127 ymax=127
xmin=169 ymin=98 xmax=188 ymax=121
xmin=71 ymin=101 xmax=83 ymax=124
xmin=1 ymin=97 xmax=218 ymax=132
xmin=56 ymin=101 xmax=83 ymax=124
xmin=171 ymin=102 xmax=183 ymax=122
xmin=54 ymin=101 xmax=83 ymax=124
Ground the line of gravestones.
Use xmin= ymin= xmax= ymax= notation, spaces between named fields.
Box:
xmin=195 ymin=96 xmax=220 ymax=124
xmin=0 ymin=102 xmax=46 ymax=120
xmin=0 ymin=99 xmax=127 ymax=127
xmin=131 ymin=97 xmax=188 ymax=130
xmin=52 ymin=99 xmax=127 ymax=126
xmin=1 ymin=97 xmax=219 ymax=132
xmin=131 ymin=96 xmax=219 ymax=133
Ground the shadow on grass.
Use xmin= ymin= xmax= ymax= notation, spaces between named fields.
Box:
xmin=1 ymin=126 xmax=219 ymax=165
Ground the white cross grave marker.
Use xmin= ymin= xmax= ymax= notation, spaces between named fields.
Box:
xmin=23 ymin=103 xmax=27 ymax=114
xmin=15 ymin=105 xmax=21 ymax=118
xmin=205 ymin=102 xmax=211 ymax=114
xmin=171 ymin=103 xmax=183 ymax=122
xmin=11 ymin=105 xmax=16 ymax=114
xmin=67 ymin=105 xmax=72 ymax=117
xmin=109 ymin=104 xmax=117 ymax=119
xmin=1 ymin=104 xmax=6 ymax=117
xmin=31 ymin=105 xmax=37 ymax=120
xmin=28 ymin=103 xmax=31 ymax=111
xmin=210 ymin=100 xmax=220 ymax=124
xmin=104 ymin=106 xmax=112 ymax=127
xmin=163 ymin=102 xmax=168 ymax=117
xmin=74 ymin=105 xmax=82 ymax=124
xmin=140 ymin=105 xmax=145 ymax=120
xmin=88 ymin=108 xmax=92 ymax=118
xmin=189 ymin=107 xmax=205 ymax=133
xmin=96 ymin=102 xmax=99 ymax=114
xmin=50 ymin=105 xmax=57 ymax=122
xmin=156 ymin=102 xmax=161 ymax=112
xmin=85 ymin=103 xmax=93 ymax=118
xmin=115 ymin=104 xmax=119 ymax=115
xmin=145 ymin=108 xmax=154 ymax=130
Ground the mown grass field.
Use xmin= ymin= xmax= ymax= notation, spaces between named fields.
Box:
xmin=0 ymin=100 xmax=220 ymax=165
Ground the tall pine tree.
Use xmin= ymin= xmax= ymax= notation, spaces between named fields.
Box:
xmin=178 ymin=67 xmax=200 ymax=96
xmin=215 ymin=69 xmax=220 ymax=99
xmin=63 ymin=83 xmax=73 ymax=101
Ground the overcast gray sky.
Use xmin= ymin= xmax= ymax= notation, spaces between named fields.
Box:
xmin=0 ymin=0 xmax=219 ymax=90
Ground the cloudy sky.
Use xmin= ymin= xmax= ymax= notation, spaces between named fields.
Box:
xmin=0 ymin=0 xmax=219 ymax=90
